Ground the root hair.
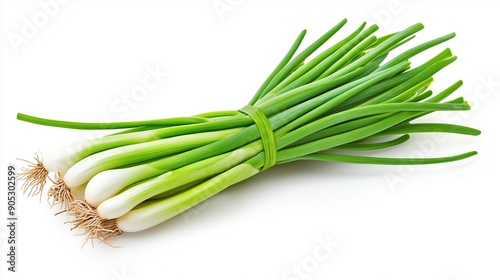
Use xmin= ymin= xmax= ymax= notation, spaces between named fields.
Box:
xmin=66 ymin=200 xmax=122 ymax=246
xmin=47 ymin=172 xmax=75 ymax=209
xmin=18 ymin=153 xmax=49 ymax=200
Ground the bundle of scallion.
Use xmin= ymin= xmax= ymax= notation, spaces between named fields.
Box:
xmin=18 ymin=19 xmax=480 ymax=244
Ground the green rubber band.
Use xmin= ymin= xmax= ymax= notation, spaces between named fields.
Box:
xmin=239 ymin=105 xmax=277 ymax=171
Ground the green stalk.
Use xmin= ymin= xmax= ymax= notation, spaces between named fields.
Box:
xmin=249 ymin=30 xmax=307 ymax=105
xmin=376 ymin=33 xmax=456 ymax=72
xmin=273 ymin=23 xmax=377 ymax=94
xmin=273 ymin=62 xmax=410 ymax=136
xmin=296 ymin=151 xmax=478 ymax=165
xmin=332 ymin=48 xmax=453 ymax=110
xmin=16 ymin=113 xmax=209 ymax=129
xmin=275 ymin=104 xmax=470 ymax=163
xmin=334 ymin=134 xmax=411 ymax=150
xmin=317 ymin=23 xmax=424 ymax=81
xmin=259 ymin=19 xmax=348 ymax=97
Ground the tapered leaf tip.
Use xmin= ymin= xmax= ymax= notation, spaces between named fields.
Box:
xmin=415 ymin=22 xmax=425 ymax=30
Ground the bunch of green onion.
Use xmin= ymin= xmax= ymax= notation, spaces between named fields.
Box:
xmin=18 ymin=19 xmax=480 ymax=244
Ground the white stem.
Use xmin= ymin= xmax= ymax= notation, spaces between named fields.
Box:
xmin=43 ymin=142 xmax=85 ymax=173
xmin=96 ymin=175 xmax=164 ymax=219
xmin=85 ymin=165 xmax=160 ymax=207
xmin=43 ymin=130 xmax=157 ymax=173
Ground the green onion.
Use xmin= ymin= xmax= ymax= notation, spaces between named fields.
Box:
xmin=17 ymin=19 xmax=480 ymax=244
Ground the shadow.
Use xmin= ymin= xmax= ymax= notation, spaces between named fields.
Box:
xmin=112 ymin=160 xmax=387 ymax=245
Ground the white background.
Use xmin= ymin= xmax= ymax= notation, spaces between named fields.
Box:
xmin=1 ymin=0 xmax=499 ymax=279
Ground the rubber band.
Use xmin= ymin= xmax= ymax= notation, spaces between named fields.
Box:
xmin=239 ymin=105 xmax=277 ymax=171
